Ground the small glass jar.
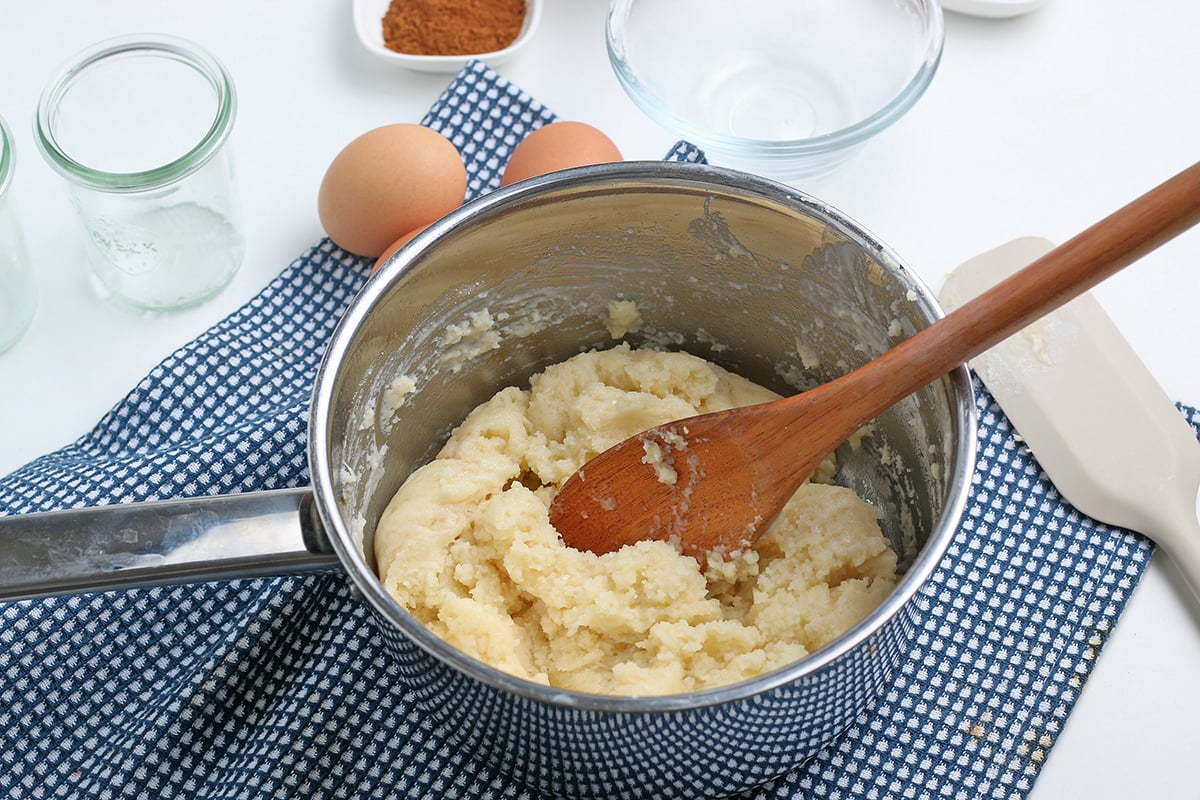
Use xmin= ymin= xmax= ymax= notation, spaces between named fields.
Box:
xmin=35 ymin=34 xmax=246 ymax=312
xmin=0 ymin=113 xmax=36 ymax=353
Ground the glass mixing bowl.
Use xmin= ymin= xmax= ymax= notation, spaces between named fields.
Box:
xmin=607 ymin=0 xmax=944 ymax=185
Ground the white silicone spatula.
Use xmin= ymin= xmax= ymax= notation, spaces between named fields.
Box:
xmin=940 ymin=236 xmax=1200 ymax=607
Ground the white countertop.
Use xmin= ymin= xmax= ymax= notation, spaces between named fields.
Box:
xmin=2 ymin=2 xmax=1198 ymax=797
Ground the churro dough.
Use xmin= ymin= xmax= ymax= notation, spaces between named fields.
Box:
xmin=374 ymin=345 xmax=897 ymax=695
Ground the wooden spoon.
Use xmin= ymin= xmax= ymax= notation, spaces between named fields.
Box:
xmin=549 ymin=161 xmax=1200 ymax=562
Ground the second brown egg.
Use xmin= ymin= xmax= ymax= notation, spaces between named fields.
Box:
xmin=501 ymin=121 xmax=623 ymax=186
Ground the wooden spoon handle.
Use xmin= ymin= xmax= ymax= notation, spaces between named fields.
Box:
xmin=800 ymin=160 xmax=1200 ymax=431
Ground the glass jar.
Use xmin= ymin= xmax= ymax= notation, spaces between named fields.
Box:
xmin=35 ymin=34 xmax=246 ymax=312
xmin=0 ymin=113 xmax=36 ymax=353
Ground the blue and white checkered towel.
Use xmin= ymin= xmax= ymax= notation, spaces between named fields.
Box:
xmin=0 ymin=61 xmax=1178 ymax=799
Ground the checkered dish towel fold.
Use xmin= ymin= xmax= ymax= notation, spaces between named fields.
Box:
xmin=0 ymin=61 xmax=1178 ymax=800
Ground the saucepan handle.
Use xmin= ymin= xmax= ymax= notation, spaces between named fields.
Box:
xmin=0 ymin=487 xmax=340 ymax=602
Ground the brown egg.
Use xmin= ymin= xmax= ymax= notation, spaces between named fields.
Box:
xmin=318 ymin=124 xmax=467 ymax=257
xmin=372 ymin=223 xmax=429 ymax=274
xmin=501 ymin=121 xmax=623 ymax=186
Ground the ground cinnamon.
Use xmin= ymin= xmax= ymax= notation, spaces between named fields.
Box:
xmin=382 ymin=0 xmax=527 ymax=56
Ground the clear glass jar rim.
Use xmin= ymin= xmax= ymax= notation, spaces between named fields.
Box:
xmin=34 ymin=33 xmax=237 ymax=192
xmin=0 ymin=114 xmax=14 ymax=199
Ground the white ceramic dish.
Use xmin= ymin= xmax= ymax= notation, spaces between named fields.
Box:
xmin=941 ymin=0 xmax=1048 ymax=19
xmin=353 ymin=0 xmax=542 ymax=73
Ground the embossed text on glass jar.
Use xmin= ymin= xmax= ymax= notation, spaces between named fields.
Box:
xmin=35 ymin=34 xmax=245 ymax=312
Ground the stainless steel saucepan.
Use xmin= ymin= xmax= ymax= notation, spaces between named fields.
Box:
xmin=0 ymin=162 xmax=976 ymax=800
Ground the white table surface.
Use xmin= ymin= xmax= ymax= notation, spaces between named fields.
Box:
xmin=2 ymin=2 xmax=1198 ymax=797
